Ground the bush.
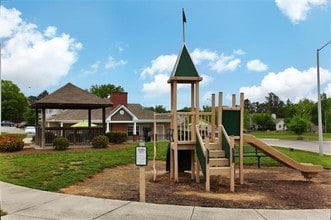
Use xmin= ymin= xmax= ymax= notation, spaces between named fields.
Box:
xmin=106 ymin=131 xmax=127 ymax=144
xmin=92 ymin=135 xmax=109 ymax=148
xmin=287 ymin=116 xmax=310 ymax=136
xmin=53 ymin=137 xmax=69 ymax=150
xmin=0 ymin=134 xmax=24 ymax=152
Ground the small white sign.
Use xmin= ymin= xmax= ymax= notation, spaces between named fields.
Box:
xmin=136 ymin=146 xmax=147 ymax=166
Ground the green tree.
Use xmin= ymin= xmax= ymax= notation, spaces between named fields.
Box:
xmin=23 ymin=108 xmax=35 ymax=125
xmin=202 ymin=105 xmax=211 ymax=112
xmin=24 ymin=90 xmax=50 ymax=124
xmin=89 ymin=84 xmax=124 ymax=98
xmin=264 ymin=92 xmax=285 ymax=117
xmin=1 ymin=80 xmax=28 ymax=122
xmin=287 ymin=116 xmax=310 ymax=136
xmin=145 ymin=105 xmax=168 ymax=113
xmin=294 ymin=98 xmax=314 ymax=121
xmin=252 ymin=113 xmax=275 ymax=130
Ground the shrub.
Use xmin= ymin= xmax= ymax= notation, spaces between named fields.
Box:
xmin=106 ymin=131 xmax=127 ymax=144
xmin=0 ymin=134 xmax=24 ymax=152
xmin=287 ymin=116 xmax=310 ymax=137
xmin=92 ymin=135 xmax=109 ymax=148
xmin=53 ymin=137 xmax=69 ymax=150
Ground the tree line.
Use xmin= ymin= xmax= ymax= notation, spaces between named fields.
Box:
xmin=244 ymin=92 xmax=331 ymax=134
xmin=1 ymin=80 xmax=330 ymax=134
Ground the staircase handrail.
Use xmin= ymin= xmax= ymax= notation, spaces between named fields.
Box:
xmin=195 ymin=125 xmax=207 ymax=156
xmin=195 ymin=124 xmax=207 ymax=177
xmin=220 ymin=125 xmax=235 ymax=163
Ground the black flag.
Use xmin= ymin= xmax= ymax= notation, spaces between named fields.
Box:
xmin=182 ymin=8 xmax=186 ymax=23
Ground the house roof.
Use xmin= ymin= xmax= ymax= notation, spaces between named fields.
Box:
xmin=168 ymin=43 xmax=202 ymax=83
xmin=47 ymin=109 xmax=105 ymax=123
xmin=48 ymin=103 xmax=171 ymax=123
xmin=32 ymin=83 xmax=112 ymax=109
xmin=274 ymin=118 xmax=285 ymax=124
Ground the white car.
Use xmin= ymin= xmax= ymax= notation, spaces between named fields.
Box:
xmin=25 ymin=126 xmax=36 ymax=135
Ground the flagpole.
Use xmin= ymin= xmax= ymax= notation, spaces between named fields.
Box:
xmin=182 ymin=8 xmax=186 ymax=43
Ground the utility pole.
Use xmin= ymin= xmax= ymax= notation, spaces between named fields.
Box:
xmin=317 ymin=40 xmax=331 ymax=155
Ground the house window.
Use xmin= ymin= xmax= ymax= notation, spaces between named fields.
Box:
xmin=128 ymin=125 xmax=140 ymax=136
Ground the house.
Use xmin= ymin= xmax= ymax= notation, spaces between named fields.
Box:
xmin=275 ymin=118 xmax=287 ymax=131
xmin=47 ymin=91 xmax=171 ymax=142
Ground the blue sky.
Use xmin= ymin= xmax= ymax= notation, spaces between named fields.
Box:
xmin=1 ymin=0 xmax=331 ymax=109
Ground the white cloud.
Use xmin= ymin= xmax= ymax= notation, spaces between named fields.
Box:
xmin=81 ymin=62 xmax=100 ymax=74
xmin=233 ymin=49 xmax=246 ymax=55
xmin=191 ymin=48 xmax=217 ymax=65
xmin=142 ymin=73 xmax=169 ymax=97
xmin=140 ymin=54 xmax=177 ymax=79
xmin=200 ymin=74 xmax=212 ymax=86
xmin=44 ymin=26 xmax=57 ymax=38
xmin=0 ymin=6 xmax=82 ymax=91
xmin=140 ymin=48 xmax=246 ymax=98
xmin=104 ymin=56 xmax=127 ymax=69
xmin=0 ymin=6 xmax=22 ymax=38
xmin=240 ymin=67 xmax=331 ymax=103
xmin=247 ymin=59 xmax=268 ymax=72
xmin=275 ymin=0 xmax=328 ymax=24
xmin=210 ymin=54 xmax=241 ymax=73
xmin=326 ymin=83 xmax=331 ymax=97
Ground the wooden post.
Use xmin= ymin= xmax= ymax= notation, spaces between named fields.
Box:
xmin=232 ymin=94 xmax=236 ymax=107
xmin=41 ymin=108 xmax=46 ymax=148
xmin=239 ymin=93 xmax=244 ymax=184
xmin=218 ymin=92 xmax=223 ymax=145
xmin=136 ymin=142 xmax=147 ymax=202
xmin=140 ymin=166 xmax=146 ymax=202
xmin=211 ymin=94 xmax=215 ymax=142
xmin=230 ymin=136 xmax=235 ymax=192
xmin=205 ymin=138 xmax=210 ymax=192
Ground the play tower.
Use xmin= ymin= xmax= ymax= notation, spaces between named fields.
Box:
xmin=152 ymin=11 xmax=322 ymax=192
xmin=153 ymin=41 xmax=323 ymax=192
xmin=153 ymin=42 xmax=245 ymax=192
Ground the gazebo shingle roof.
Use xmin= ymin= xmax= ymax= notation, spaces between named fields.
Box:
xmin=31 ymin=83 xmax=112 ymax=109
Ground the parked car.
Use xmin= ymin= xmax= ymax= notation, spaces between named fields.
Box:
xmin=1 ymin=120 xmax=15 ymax=127
xmin=25 ymin=126 xmax=36 ymax=135
xmin=16 ymin=121 xmax=27 ymax=128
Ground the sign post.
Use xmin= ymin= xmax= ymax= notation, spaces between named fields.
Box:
xmin=135 ymin=141 xmax=147 ymax=202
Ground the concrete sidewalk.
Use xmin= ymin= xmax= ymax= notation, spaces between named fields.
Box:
xmin=1 ymin=181 xmax=330 ymax=220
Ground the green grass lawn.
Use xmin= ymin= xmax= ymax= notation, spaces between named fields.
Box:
xmin=0 ymin=142 xmax=169 ymax=191
xmin=239 ymin=144 xmax=331 ymax=168
xmin=250 ymin=131 xmax=331 ymax=141
xmin=0 ymin=140 xmax=330 ymax=192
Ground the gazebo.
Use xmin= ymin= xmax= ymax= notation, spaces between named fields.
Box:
xmin=31 ymin=83 xmax=112 ymax=147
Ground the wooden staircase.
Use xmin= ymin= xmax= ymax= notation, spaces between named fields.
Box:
xmin=195 ymin=126 xmax=235 ymax=192
xmin=204 ymin=140 xmax=234 ymax=192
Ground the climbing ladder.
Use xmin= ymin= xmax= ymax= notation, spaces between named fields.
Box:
xmin=195 ymin=124 xmax=235 ymax=192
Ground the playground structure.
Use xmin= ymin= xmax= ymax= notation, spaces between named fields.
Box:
xmin=152 ymin=42 xmax=323 ymax=192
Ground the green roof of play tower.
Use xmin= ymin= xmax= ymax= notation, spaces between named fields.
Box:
xmin=168 ymin=43 xmax=202 ymax=83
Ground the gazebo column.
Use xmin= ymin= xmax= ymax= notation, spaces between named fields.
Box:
xmin=41 ymin=108 xmax=46 ymax=148
xmin=133 ymin=121 xmax=138 ymax=141
xmin=35 ymin=108 xmax=39 ymax=145
xmin=102 ymin=107 xmax=106 ymax=133
xmin=88 ymin=109 xmax=92 ymax=127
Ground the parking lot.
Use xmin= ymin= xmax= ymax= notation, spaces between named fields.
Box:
xmin=1 ymin=126 xmax=26 ymax=134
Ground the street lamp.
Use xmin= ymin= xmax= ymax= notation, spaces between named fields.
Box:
xmin=317 ymin=40 xmax=331 ymax=156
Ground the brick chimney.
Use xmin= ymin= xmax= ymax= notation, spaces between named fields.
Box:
xmin=108 ymin=92 xmax=128 ymax=110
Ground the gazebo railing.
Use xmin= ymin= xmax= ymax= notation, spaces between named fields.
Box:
xmin=35 ymin=127 xmax=104 ymax=146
